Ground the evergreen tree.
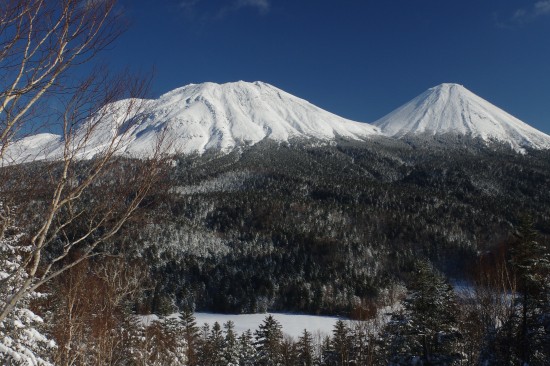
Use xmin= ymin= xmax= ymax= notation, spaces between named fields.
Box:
xmin=179 ymin=309 xmax=200 ymax=366
xmin=349 ymin=322 xmax=371 ymax=365
xmin=280 ymin=335 xmax=297 ymax=366
xmin=122 ymin=316 xmax=150 ymax=366
xmin=164 ymin=316 xmax=188 ymax=365
xmin=331 ymin=319 xmax=351 ymax=366
xmin=381 ymin=260 xmax=463 ymax=365
xmin=254 ymin=315 xmax=284 ymax=365
xmin=0 ymin=208 xmax=55 ymax=365
xmin=296 ymin=329 xmax=314 ymax=366
xmin=319 ymin=335 xmax=332 ymax=366
xmin=494 ymin=216 xmax=550 ymax=365
xmin=238 ymin=329 xmax=257 ymax=366
xmin=208 ymin=322 xmax=226 ymax=366
xmin=137 ymin=317 xmax=187 ymax=366
xmin=223 ymin=320 xmax=240 ymax=366
xmin=196 ymin=323 xmax=212 ymax=366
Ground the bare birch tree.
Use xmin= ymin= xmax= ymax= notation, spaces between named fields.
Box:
xmin=0 ymin=0 xmax=169 ymax=327
xmin=48 ymin=257 xmax=149 ymax=366
xmin=0 ymin=0 xmax=125 ymax=155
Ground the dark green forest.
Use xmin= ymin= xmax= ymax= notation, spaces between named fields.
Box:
xmin=118 ymin=137 xmax=550 ymax=316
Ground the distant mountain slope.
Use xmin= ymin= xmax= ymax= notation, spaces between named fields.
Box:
xmin=374 ymin=83 xmax=550 ymax=151
xmin=3 ymin=81 xmax=380 ymax=164
xmin=124 ymin=141 xmax=550 ymax=314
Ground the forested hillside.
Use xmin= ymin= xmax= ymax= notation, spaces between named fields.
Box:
xmin=120 ymin=137 xmax=550 ymax=315
xmin=3 ymin=137 xmax=550 ymax=364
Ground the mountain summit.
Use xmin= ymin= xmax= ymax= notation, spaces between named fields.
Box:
xmin=374 ymin=83 xmax=550 ymax=151
xmin=5 ymin=82 xmax=550 ymax=164
xmin=4 ymin=81 xmax=380 ymax=164
xmin=134 ymin=81 xmax=380 ymax=154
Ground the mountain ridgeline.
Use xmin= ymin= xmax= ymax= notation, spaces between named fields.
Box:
xmin=5 ymin=81 xmax=550 ymax=165
xmin=7 ymin=82 xmax=550 ymax=315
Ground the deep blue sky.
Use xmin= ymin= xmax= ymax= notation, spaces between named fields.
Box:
xmin=106 ymin=0 xmax=550 ymax=133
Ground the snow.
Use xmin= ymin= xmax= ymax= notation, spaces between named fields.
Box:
xmin=2 ymin=133 xmax=61 ymax=165
xmin=374 ymin=83 xmax=550 ymax=151
xmin=1 ymin=219 xmax=55 ymax=366
xmin=141 ymin=312 xmax=343 ymax=339
xmin=6 ymin=81 xmax=549 ymax=164
xmin=3 ymin=81 xmax=380 ymax=164
xmin=140 ymin=306 xmax=405 ymax=339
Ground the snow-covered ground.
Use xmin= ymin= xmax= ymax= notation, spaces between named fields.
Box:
xmin=140 ymin=304 xmax=404 ymax=339
xmin=141 ymin=312 xmax=343 ymax=339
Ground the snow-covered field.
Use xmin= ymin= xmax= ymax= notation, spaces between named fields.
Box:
xmin=141 ymin=312 xmax=343 ymax=339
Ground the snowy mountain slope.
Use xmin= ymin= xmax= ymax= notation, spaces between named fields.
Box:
xmin=3 ymin=81 xmax=380 ymax=164
xmin=5 ymin=82 xmax=550 ymax=165
xmin=4 ymin=133 xmax=62 ymax=163
xmin=374 ymin=83 xmax=550 ymax=151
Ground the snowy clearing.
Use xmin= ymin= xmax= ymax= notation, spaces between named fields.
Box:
xmin=141 ymin=312 xmax=343 ymax=339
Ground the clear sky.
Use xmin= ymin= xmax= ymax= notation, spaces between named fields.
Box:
xmin=106 ymin=0 xmax=550 ymax=134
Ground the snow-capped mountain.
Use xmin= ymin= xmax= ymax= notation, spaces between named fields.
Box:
xmin=5 ymin=81 xmax=550 ymax=165
xmin=3 ymin=81 xmax=380 ymax=164
xmin=374 ymin=83 xmax=550 ymax=151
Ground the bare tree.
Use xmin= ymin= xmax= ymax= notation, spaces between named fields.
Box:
xmin=0 ymin=0 xmax=169 ymax=327
xmin=0 ymin=0 xmax=124 ymax=155
xmin=47 ymin=257 xmax=150 ymax=366
xmin=458 ymin=246 xmax=517 ymax=364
